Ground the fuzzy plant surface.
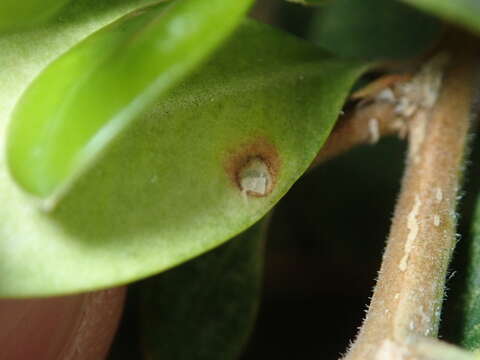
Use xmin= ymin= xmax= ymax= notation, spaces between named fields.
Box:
xmin=3 ymin=0 xmax=480 ymax=359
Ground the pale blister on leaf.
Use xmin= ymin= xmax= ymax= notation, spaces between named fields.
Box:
xmin=139 ymin=219 xmax=266 ymax=360
xmin=402 ymin=0 xmax=480 ymax=34
xmin=7 ymin=0 xmax=254 ymax=203
xmin=0 ymin=17 xmax=366 ymax=297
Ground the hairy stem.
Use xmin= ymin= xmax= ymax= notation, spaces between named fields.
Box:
xmin=313 ymin=102 xmax=398 ymax=166
xmin=342 ymin=45 xmax=478 ymax=360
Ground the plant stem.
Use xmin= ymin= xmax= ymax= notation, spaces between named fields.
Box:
xmin=313 ymin=102 xmax=398 ymax=166
xmin=342 ymin=44 xmax=478 ymax=359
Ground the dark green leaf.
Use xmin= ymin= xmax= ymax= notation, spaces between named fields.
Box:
xmin=0 ymin=17 xmax=366 ymax=297
xmin=140 ymin=220 xmax=266 ymax=360
xmin=402 ymin=0 xmax=480 ymax=34
xmin=310 ymin=0 xmax=441 ymax=60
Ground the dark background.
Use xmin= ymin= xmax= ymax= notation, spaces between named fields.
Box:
xmin=242 ymin=137 xmax=405 ymax=359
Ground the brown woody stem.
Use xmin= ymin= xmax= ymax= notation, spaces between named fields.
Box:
xmin=342 ymin=44 xmax=478 ymax=359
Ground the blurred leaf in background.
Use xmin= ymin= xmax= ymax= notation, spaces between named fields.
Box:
xmin=138 ymin=221 xmax=266 ymax=360
xmin=108 ymin=221 xmax=266 ymax=359
xmin=460 ymin=199 xmax=480 ymax=350
xmin=402 ymin=0 xmax=480 ymax=34
xmin=286 ymin=0 xmax=331 ymax=6
xmin=309 ymin=0 xmax=441 ymax=59
xmin=453 ymin=142 xmax=480 ymax=351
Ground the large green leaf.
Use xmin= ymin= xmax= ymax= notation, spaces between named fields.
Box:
xmin=0 ymin=16 xmax=366 ymax=297
xmin=7 ymin=0 xmax=253 ymax=202
xmin=402 ymin=0 xmax=480 ymax=34
xmin=140 ymin=220 xmax=266 ymax=360
xmin=0 ymin=0 xmax=71 ymax=33
xmin=310 ymin=0 xmax=440 ymax=60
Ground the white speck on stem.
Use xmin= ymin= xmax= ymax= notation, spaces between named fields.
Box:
xmin=368 ymin=118 xmax=380 ymax=144
xmin=376 ymin=88 xmax=396 ymax=103
xmin=375 ymin=339 xmax=408 ymax=360
xmin=434 ymin=214 xmax=441 ymax=227
xmin=435 ymin=187 xmax=443 ymax=203
xmin=399 ymin=195 xmax=422 ymax=271
xmin=408 ymin=111 xmax=428 ymax=164
xmin=394 ymin=97 xmax=411 ymax=116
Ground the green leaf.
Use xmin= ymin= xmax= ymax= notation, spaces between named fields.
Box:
xmin=310 ymin=0 xmax=440 ymax=60
xmin=7 ymin=0 xmax=253 ymax=201
xmin=460 ymin=193 xmax=480 ymax=350
xmin=0 ymin=16 xmax=366 ymax=297
xmin=402 ymin=0 xmax=480 ymax=34
xmin=140 ymin=220 xmax=266 ymax=360
xmin=0 ymin=0 xmax=71 ymax=33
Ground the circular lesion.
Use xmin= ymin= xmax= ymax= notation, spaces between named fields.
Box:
xmin=238 ymin=156 xmax=272 ymax=197
xmin=224 ymin=137 xmax=280 ymax=198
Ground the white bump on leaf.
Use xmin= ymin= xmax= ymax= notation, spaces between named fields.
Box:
xmin=239 ymin=157 xmax=271 ymax=197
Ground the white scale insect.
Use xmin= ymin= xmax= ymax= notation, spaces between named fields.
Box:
xmin=238 ymin=157 xmax=272 ymax=198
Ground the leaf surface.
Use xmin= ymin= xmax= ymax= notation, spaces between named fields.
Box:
xmin=140 ymin=220 xmax=266 ymax=360
xmin=0 ymin=16 xmax=366 ymax=296
xmin=7 ymin=0 xmax=253 ymax=200
xmin=0 ymin=0 xmax=72 ymax=33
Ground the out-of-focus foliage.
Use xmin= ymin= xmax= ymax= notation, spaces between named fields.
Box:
xmin=140 ymin=221 xmax=265 ymax=360
xmin=286 ymin=0 xmax=330 ymax=6
xmin=403 ymin=0 xmax=480 ymax=34
xmin=309 ymin=0 xmax=441 ymax=59
xmin=460 ymin=191 xmax=480 ymax=350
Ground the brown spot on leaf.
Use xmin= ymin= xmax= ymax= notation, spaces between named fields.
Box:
xmin=225 ymin=138 xmax=280 ymax=198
